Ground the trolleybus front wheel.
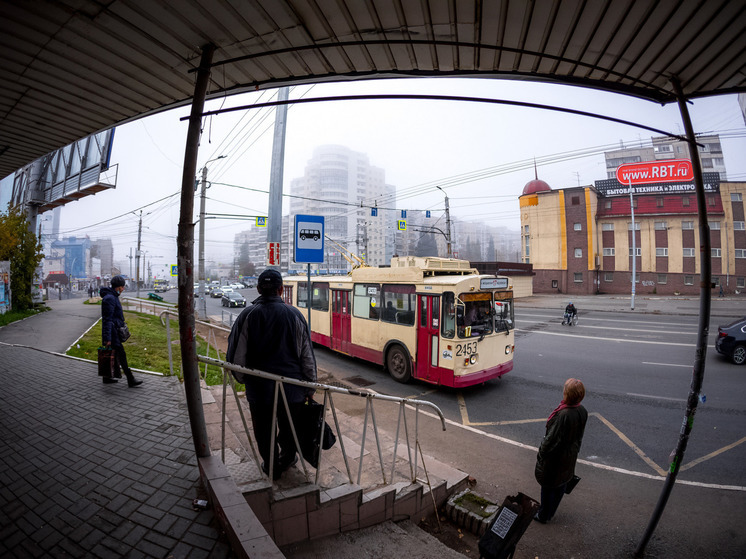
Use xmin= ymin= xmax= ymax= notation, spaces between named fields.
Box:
xmin=386 ymin=345 xmax=411 ymax=383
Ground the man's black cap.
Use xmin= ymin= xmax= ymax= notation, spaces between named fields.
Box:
xmin=257 ymin=269 xmax=283 ymax=289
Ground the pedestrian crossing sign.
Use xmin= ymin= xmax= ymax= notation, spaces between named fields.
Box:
xmin=170 ymin=265 xmax=178 ymax=276
xmin=256 ymin=216 xmax=267 ymax=227
xmin=397 ymin=220 xmax=407 ymax=231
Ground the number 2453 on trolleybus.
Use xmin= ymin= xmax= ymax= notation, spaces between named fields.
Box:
xmin=282 ymin=257 xmax=515 ymax=388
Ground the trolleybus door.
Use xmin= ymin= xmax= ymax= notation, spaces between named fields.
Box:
xmin=331 ymin=289 xmax=351 ymax=354
xmin=416 ymin=295 xmax=440 ymax=382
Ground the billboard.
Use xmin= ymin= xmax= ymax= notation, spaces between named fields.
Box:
xmin=594 ymin=173 xmax=720 ymax=197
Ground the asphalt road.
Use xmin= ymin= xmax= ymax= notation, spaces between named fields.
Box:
xmin=305 ymin=306 xmax=746 ymax=490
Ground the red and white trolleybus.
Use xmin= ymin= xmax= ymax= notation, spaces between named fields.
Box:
xmin=283 ymin=257 xmax=514 ymax=388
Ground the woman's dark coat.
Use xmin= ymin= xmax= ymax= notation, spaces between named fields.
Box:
xmin=100 ymin=286 xmax=125 ymax=346
xmin=535 ymin=405 xmax=588 ymax=488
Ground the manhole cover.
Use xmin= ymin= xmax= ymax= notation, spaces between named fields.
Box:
xmin=343 ymin=375 xmax=375 ymax=387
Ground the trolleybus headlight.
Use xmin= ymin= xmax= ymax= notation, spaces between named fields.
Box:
xmin=505 ymin=345 xmax=512 ymax=355
xmin=469 ymin=354 xmax=477 ymax=365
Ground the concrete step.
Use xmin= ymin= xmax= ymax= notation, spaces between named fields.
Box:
xmin=202 ymin=382 xmax=469 ymax=547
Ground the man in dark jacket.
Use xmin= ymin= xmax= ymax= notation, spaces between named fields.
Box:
xmin=226 ymin=269 xmax=317 ymax=480
xmin=100 ymin=275 xmax=142 ymax=387
xmin=534 ymin=378 xmax=587 ymax=523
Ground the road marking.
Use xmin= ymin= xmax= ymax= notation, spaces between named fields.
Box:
xmin=516 ymin=313 xmax=701 ymax=328
xmin=457 ymin=393 xmax=547 ymax=426
xmin=627 ymin=392 xmax=687 ymax=402
xmin=413 ymin=405 xmax=746 ymax=492
xmin=515 ymin=328 xmax=715 ymax=348
xmin=641 ymin=362 xmax=691 ymax=368
xmin=590 ymin=412 xmax=667 ymax=476
xmin=679 ymin=436 xmax=746 ymax=472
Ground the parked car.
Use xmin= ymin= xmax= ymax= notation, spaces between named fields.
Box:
xmin=210 ymin=287 xmax=223 ymax=298
xmin=716 ymin=317 xmax=746 ymax=365
xmin=221 ymin=291 xmax=246 ymax=308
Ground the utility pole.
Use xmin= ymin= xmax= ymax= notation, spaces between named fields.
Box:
xmin=437 ymin=186 xmax=452 ymax=257
xmin=267 ymin=87 xmax=289 ymax=271
xmin=198 ymin=155 xmax=225 ymax=319
xmin=128 ymin=248 xmax=133 ymax=281
xmin=136 ymin=210 xmax=142 ymax=298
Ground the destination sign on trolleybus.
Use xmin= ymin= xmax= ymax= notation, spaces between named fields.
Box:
xmin=615 ymin=159 xmax=693 ymax=185
xmin=481 ymin=277 xmax=509 ymax=289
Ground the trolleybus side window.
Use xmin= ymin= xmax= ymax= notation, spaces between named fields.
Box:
xmin=458 ymin=292 xmax=494 ymax=338
xmin=283 ymin=285 xmax=293 ymax=305
xmin=380 ymin=284 xmax=415 ymax=326
xmin=441 ymin=292 xmax=456 ymax=339
xmin=311 ymin=282 xmax=329 ymax=311
xmin=297 ymin=282 xmax=308 ymax=308
xmin=494 ymin=292 xmax=514 ymax=332
xmin=353 ymin=283 xmax=380 ymax=320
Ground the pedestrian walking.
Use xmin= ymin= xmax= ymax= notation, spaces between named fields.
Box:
xmin=534 ymin=378 xmax=587 ymax=523
xmin=100 ymin=275 xmax=142 ymax=387
xmin=226 ymin=269 xmax=317 ymax=480
xmin=719 ymin=284 xmax=724 ymax=297
xmin=88 ymin=285 xmax=94 ymax=299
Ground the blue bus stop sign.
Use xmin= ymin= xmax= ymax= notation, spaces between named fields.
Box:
xmin=294 ymin=215 xmax=324 ymax=263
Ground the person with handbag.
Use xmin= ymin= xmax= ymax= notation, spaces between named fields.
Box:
xmin=100 ymin=275 xmax=142 ymax=387
xmin=534 ymin=378 xmax=587 ymax=523
xmin=226 ymin=269 xmax=317 ymax=480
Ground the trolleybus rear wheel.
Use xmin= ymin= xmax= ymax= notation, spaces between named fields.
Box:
xmin=386 ymin=345 xmax=411 ymax=383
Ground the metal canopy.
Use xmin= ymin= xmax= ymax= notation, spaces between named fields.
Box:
xmin=2 ymin=0 xmax=745 ymax=180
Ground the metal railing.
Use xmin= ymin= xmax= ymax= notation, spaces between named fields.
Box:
xmin=157 ymin=309 xmax=447 ymax=489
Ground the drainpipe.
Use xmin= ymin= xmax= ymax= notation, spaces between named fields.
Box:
xmin=635 ymin=78 xmax=712 ymax=557
xmin=176 ymin=44 xmax=215 ymax=458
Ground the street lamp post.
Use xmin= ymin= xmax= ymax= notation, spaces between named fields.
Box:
xmin=198 ymin=155 xmax=225 ymax=319
xmin=436 ymin=186 xmax=452 ymax=257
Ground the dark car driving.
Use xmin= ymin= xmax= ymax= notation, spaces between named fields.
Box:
xmin=715 ymin=317 xmax=746 ymax=365
xmin=221 ymin=291 xmax=246 ymax=308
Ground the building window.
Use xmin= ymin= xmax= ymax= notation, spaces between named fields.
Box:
xmin=683 ymin=248 xmax=695 ymax=257
xmin=736 ymin=249 xmax=746 ymax=258
xmin=602 ymin=223 xmax=614 ymax=231
xmin=572 ymin=196 xmax=580 ymax=205
xmin=737 ymin=277 xmax=745 ymax=289
xmin=732 ymin=193 xmax=743 ymax=202
xmin=632 ymin=198 xmax=638 ymax=209
xmin=656 ymin=197 xmax=664 ymax=207
xmin=633 ymin=272 xmax=640 ymax=283
xmin=604 ymin=272 xmax=613 ymax=282
xmin=627 ymin=222 xmax=641 ymax=230
xmin=734 ymin=221 xmax=745 ymax=230
xmin=681 ymin=221 xmax=694 ymax=230
xmin=711 ymin=222 xmax=720 ymax=230
xmin=658 ymin=274 xmax=667 ymax=284
xmin=552 ymin=280 xmax=558 ymax=288
xmin=682 ymin=197 xmax=690 ymax=206
xmin=604 ymin=200 xmax=612 ymax=209
xmin=524 ymin=235 xmax=530 ymax=258
xmin=654 ymin=221 xmax=667 ymax=230
xmin=712 ymin=248 xmax=721 ymax=257
xmin=574 ymin=248 xmax=582 ymax=258
xmin=524 ymin=225 xmax=529 ymax=234
xmin=574 ymin=273 xmax=583 ymax=283
xmin=656 ymin=248 xmax=668 ymax=257
xmin=684 ymin=275 xmax=694 ymax=285
xmin=707 ymin=196 xmax=716 ymax=206
xmin=603 ymin=248 xmax=615 ymax=256
xmin=629 ymin=248 xmax=641 ymax=256
xmin=574 ymin=223 xmax=582 ymax=231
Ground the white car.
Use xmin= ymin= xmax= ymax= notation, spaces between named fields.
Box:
xmin=230 ymin=283 xmax=243 ymax=290
xmin=221 ymin=287 xmax=234 ymax=294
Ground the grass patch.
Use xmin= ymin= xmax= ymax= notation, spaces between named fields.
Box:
xmin=0 ymin=305 xmax=50 ymax=327
xmin=66 ymin=310 xmax=226 ymax=385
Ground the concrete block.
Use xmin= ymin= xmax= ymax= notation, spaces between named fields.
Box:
xmin=271 ymin=495 xmax=307 ymax=521
xmin=244 ymin=491 xmax=272 ymax=525
xmin=273 ymin=513 xmax=309 ymax=546
xmin=308 ymin=500 xmax=341 ymax=539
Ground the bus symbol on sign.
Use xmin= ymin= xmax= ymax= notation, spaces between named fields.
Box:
xmin=299 ymin=229 xmax=320 ymax=241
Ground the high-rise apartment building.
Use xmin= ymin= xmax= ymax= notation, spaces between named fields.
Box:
xmin=288 ymin=145 xmax=396 ymax=271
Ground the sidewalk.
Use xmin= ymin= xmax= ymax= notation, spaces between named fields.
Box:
xmin=0 ymin=300 xmax=235 ymax=558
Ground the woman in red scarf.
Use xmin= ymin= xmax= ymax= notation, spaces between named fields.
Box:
xmin=534 ymin=378 xmax=588 ymax=523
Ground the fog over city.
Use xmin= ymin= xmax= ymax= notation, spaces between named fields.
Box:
xmin=5 ymin=77 xmax=745 ymax=278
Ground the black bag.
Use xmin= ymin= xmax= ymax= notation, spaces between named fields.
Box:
xmin=117 ymin=324 xmax=131 ymax=342
xmin=565 ymin=475 xmax=580 ymax=494
xmin=478 ymin=492 xmax=539 ymax=559
xmin=296 ymin=398 xmax=337 ymax=468
xmin=97 ymin=347 xmax=122 ymax=378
